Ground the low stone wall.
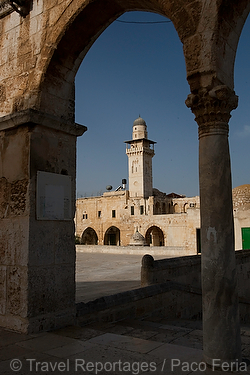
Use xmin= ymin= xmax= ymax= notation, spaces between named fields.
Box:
xmin=141 ymin=249 xmax=250 ymax=323
xmin=76 ymin=281 xmax=202 ymax=326
xmin=141 ymin=254 xmax=201 ymax=288
xmin=76 ymin=244 xmax=185 ymax=256
xmin=76 ymin=245 xmax=185 ymax=258
xmin=76 ymin=249 xmax=250 ymax=326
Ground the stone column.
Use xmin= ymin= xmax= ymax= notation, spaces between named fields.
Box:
xmin=186 ymin=85 xmax=241 ymax=366
xmin=0 ymin=109 xmax=86 ymax=333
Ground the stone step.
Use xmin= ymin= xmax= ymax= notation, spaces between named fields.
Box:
xmin=76 ymin=318 xmax=250 ymax=374
xmin=86 ymin=318 xmax=204 ymax=350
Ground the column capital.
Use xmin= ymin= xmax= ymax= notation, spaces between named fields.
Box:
xmin=185 ymin=85 xmax=238 ymax=138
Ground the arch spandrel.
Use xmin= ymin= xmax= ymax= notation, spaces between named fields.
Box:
xmin=0 ymin=0 xmax=203 ymax=120
xmin=0 ymin=0 xmax=249 ymax=120
xmin=185 ymin=0 xmax=250 ymax=93
xmin=215 ymin=0 xmax=250 ymax=90
xmin=38 ymin=0 xmax=203 ymax=121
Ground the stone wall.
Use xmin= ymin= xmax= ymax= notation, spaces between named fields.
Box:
xmin=76 ymin=250 xmax=250 ymax=326
xmin=76 ymin=191 xmax=201 ymax=253
xmin=141 ymin=250 xmax=250 ymax=322
xmin=141 ymin=254 xmax=201 ymax=288
xmin=233 ymin=185 xmax=250 ymax=209
xmin=76 ymin=281 xmax=202 ymax=326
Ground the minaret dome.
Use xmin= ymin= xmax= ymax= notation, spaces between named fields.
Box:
xmin=132 ymin=116 xmax=148 ymax=140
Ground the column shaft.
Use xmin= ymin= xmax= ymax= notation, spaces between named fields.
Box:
xmin=199 ymin=131 xmax=241 ymax=364
xmin=186 ymin=85 xmax=241 ymax=366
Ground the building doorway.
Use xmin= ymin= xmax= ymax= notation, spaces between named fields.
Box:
xmin=242 ymin=227 xmax=250 ymax=250
xmin=145 ymin=226 xmax=164 ymax=246
xmin=104 ymin=226 xmax=120 ymax=245
xmin=81 ymin=227 xmax=98 ymax=245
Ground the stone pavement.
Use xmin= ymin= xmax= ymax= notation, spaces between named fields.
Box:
xmin=1 ymin=317 xmax=250 ymax=374
xmin=1 ymin=250 xmax=250 ymax=374
xmin=75 ymin=250 xmax=167 ymax=303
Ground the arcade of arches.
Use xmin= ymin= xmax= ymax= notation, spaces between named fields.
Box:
xmin=80 ymin=225 xmax=165 ymax=247
xmin=0 ymin=0 xmax=250 ymax=366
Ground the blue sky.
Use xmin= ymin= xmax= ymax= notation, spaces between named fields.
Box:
xmin=75 ymin=11 xmax=250 ymax=198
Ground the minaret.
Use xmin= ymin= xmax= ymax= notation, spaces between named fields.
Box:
xmin=125 ymin=116 xmax=156 ymax=198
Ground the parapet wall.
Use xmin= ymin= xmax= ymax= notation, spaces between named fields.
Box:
xmin=76 ymin=281 xmax=202 ymax=325
xmin=76 ymin=250 xmax=250 ymax=325
xmin=141 ymin=249 xmax=250 ymax=322
xmin=141 ymin=253 xmax=201 ymax=288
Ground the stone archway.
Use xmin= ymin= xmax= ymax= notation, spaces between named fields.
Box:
xmin=173 ymin=203 xmax=181 ymax=213
xmin=0 ymin=1 xmax=250 ymax=364
xmin=145 ymin=226 xmax=164 ymax=246
xmin=104 ymin=226 xmax=120 ymax=246
xmin=81 ymin=227 xmax=98 ymax=245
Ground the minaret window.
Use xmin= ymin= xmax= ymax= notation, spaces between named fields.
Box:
xmin=112 ymin=210 xmax=116 ymax=218
xmin=131 ymin=206 xmax=134 ymax=215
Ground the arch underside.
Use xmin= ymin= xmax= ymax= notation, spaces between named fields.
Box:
xmin=145 ymin=225 xmax=164 ymax=246
xmin=104 ymin=226 xmax=120 ymax=245
xmin=36 ymin=0 xmax=250 ymax=122
xmin=81 ymin=227 xmax=98 ymax=245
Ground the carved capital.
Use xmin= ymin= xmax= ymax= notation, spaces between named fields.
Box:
xmin=185 ymin=85 xmax=238 ymax=139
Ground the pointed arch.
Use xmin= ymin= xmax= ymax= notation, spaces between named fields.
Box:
xmin=81 ymin=227 xmax=98 ymax=245
xmin=145 ymin=226 xmax=164 ymax=246
xmin=104 ymin=226 xmax=120 ymax=246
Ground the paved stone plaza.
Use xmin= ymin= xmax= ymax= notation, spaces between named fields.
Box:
xmin=75 ymin=247 xmax=165 ymax=303
xmin=1 ymin=316 xmax=250 ymax=374
xmin=0 ymin=249 xmax=250 ymax=374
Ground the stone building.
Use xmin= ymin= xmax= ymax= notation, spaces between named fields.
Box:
xmin=76 ymin=116 xmax=250 ymax=254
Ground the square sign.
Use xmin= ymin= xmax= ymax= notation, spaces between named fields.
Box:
xmin=36 ymin=171 xmax=72 ymax=220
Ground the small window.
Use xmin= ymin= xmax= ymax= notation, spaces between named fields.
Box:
xmin=140 ymin=205 xmax=144 ymax=215
xmin=98 ymin=211 xmax=101 ymax=218
xmin=112 ymin=210 xmax=116 ymax=218
xmin=83 ymin=214 xmax=88 ymax=219
xmin=131 ymin=206 xmax=134 ymax=215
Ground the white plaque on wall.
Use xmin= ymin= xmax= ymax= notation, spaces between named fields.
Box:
xmin=36 ymin=171 xmax=72 ymax=220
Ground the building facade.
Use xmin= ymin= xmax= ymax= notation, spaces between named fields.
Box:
xmin=75 ymin=117 xmax=250 ymax=254
xmin=76 ymin=117 xmax=200 ymax=254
